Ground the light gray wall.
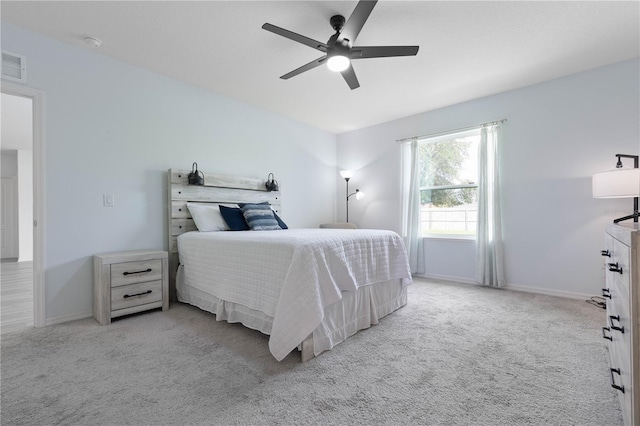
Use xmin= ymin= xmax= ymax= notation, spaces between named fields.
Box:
xmin=2 ymin=22 xmax=338 ymax=322
xmin=337 ymin=58 xmax=640 ymax=297
xmin=1 ymin=93 xmax=33 ymax=151
xmin=17 ymin=149 xmax=33 ymax=261
xmin=1 ymin=151 xmax=18 ymax=177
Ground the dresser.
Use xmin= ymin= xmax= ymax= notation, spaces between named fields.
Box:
xmin=94 ymin=250 xmax=169 ymax=325
xmin=601 ymin=224 xmax=640 ymax=426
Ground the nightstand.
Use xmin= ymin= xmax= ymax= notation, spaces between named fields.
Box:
xmin=93 ymin=250 xmax=169 ymax=325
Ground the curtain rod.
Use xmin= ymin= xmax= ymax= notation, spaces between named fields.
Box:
xmin=396 ymin=119 xmax=507 ymax=144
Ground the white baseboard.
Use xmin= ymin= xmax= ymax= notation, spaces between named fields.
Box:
xmin=44 ymin=310 xmax=93 ymax=327
xmin=504 ymin=284 xmax=594 ymax=301
xmin=413 ymin=273 xmax=477 ymax=285
xmin=413 ymin=274 xmax=595 ymax=300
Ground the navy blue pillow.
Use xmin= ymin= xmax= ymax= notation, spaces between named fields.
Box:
xmin=273 ymin=211 xmax=288 ymax=230
xmin=219 ymin=205 xmax=249 ymax=231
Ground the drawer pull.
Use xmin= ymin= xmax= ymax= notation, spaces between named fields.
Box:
xmin=602 ymin=327 xmax=613 ymax=341
xmin=607 ymin=262 xmax=623 ymax=274
xmin=123 ymin=290 xmax=152 ymax=299
xmin=610 ymin=368 xmax=625 ymax=393
xmin=608 ymin=315 xmax=624 ymax=333
xmin=123 ymin=268 xmax=152 ymax=276
xmin=601 ymin=288 xmax=611 ymax=299
xmin=601 ymin=249 xmax=611 ymax=257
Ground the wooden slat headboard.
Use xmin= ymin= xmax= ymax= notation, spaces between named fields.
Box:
xmin=167 ymin=169 xmax=281 ymax=298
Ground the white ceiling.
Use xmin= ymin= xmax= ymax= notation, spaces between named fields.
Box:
xmin=2 ymin=1 xmax=639 ymax=134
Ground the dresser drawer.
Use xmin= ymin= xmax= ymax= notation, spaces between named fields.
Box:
xmin=111 ymin=259 xmax=163 ymax=287
xmin=111 ymin=280 xmax=163 ymax=311
xmin=606 ymin=310 xmax=630 ymax=348
xmin=610 ymin=236 xmax=631 ymax=290
xmin=609 ymin=331 xmax=633 ymax=426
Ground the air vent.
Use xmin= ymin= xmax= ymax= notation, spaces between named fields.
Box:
xmin=2 ymin=50 xmax=26 ymax=84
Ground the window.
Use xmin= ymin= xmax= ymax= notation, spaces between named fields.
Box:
xmin=417 ymin=129 xmax=480 ymax=237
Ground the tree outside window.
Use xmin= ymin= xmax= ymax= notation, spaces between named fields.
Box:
xmin=418 ymin=130 xmax=480 ymax=237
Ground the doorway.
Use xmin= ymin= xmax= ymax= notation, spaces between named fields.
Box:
xmin=1 ymin=83 xmax=44 ymax=330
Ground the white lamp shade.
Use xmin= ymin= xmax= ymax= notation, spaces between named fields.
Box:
xmin=592 ymin=167 xmax=640 ymax=198
xmin=355 ymin=191 xmax=365 ymax=200
xmin=340 ymin=170 xmax=354 ymax=179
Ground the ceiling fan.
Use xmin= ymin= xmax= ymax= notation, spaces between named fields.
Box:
xmin=262 ymin=0 xmax=419 ymax=90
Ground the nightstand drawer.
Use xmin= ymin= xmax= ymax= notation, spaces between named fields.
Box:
xmin=111 ymin=259 xmax=162 ymax=287
xmin=111 ymin=280 xmax=163 ymax=311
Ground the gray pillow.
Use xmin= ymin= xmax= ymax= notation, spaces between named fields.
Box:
xmin=239 ymin=203 xmax=281 ymax=231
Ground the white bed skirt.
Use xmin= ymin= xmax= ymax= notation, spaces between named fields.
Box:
xmin=176 ymin=265 xmax=407 ymax=358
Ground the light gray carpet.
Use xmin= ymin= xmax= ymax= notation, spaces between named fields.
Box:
xmin=1 ymin=278 xmax=622 ymax=425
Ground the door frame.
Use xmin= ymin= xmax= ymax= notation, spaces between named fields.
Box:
xmin=2 ymin=81 xmax=45 ymax=328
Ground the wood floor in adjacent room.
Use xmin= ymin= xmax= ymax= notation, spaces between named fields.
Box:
xmin=1 ymin=259 xmax=33 ymax=334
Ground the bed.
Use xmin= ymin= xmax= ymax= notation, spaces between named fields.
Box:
xmin=167 ymin=168 xmax=412 ymax=361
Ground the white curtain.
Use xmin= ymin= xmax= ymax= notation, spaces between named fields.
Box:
xmin=476 ymin=124 xmax=505 ymax=287
xmin=401 ymin=139 xmax=425 ymax=274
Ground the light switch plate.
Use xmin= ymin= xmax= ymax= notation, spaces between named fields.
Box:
xmin=103 ymin=194 xmax=114 ymax=207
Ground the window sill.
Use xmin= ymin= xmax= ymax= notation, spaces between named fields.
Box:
xmin=422 ymin=235 xmax=476 ymax=242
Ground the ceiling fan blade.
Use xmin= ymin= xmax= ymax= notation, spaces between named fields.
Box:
xmin=350 ymin=45 xmax=420 ymax=59
xmin=280 ymin=56 xmax=327 ymax=80
xmin=341 ymin=66 xmax=360 ymax=90
xmin=262 ymin=23 xmax=328 ymax=52
xmin=338 ymin=0 xmax=378 ymax=45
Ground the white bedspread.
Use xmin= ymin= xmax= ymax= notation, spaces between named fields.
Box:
xmin=178 ymin=228 xmax=412 ymax=361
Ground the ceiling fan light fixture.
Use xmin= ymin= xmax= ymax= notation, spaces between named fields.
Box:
xmin=327 ymin=55 xmax=350 ymax=72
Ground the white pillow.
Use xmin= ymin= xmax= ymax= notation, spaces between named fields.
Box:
xmin=186 ymin=203 xmax=230 ymax=232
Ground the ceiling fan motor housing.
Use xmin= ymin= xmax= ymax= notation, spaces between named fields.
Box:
xmin=330 ymin=15 xmax=346 ymax=32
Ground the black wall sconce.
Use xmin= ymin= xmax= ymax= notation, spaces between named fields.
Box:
xmin=266 ymin=173 xmax=279 ymax=191
xmin=188 ymin=162 xmax=205 ymax=185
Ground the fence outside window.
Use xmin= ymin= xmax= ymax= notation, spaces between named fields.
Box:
xmin=420 ymin=205 xmax=477 ymax=235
